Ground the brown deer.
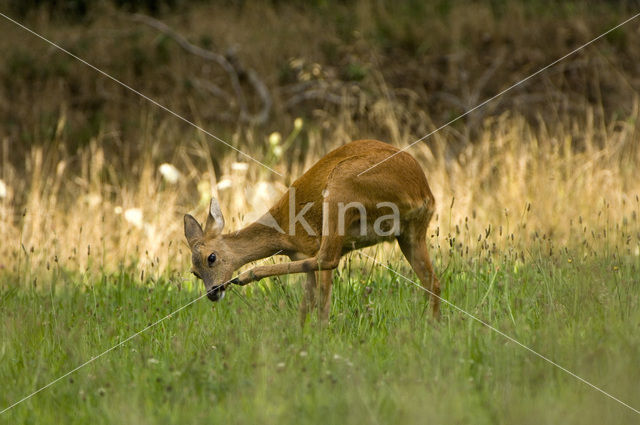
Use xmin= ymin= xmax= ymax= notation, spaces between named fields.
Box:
xmin=184 ymin=139 xmax=440 ymax=323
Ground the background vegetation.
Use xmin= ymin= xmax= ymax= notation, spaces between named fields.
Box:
xmin=1 ymin=0 xmax=639 ymax=423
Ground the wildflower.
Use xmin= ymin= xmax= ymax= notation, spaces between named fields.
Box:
xmin=299 ymin=351 xmax=308 ymax=357
xmin=273 ymin=145 xmax=283 ymax=159
xmin=269 ymin=132 xmax=282 ymax=147
xmin=289 ymin=58 xmax=304 ymax=69
xmin=231 ymin=162 xmax=249 ymax=172
xmin=84 ymin=193 xmax=101 ymax=208
xmin=0 ymin=179 xmax=6 ymax=198
xmin=159 ymin=163 xmax=181 ymax=184
xmin=294 ymin=117 xmax=303 ymax=130
xmin=148 ymin=358 xmax=160 ymax=365
xmin=247 ymin=181 xmax=285 ymax=209
xmin=216 ymin=179 xmax=233 ymax=190
xmin=114 ymin=206 xmax=123 ymax=215
xmin=144 ymin=223 xmax=157 ymax=241
xmin=124 ymin=208 xmax=143 ymax=229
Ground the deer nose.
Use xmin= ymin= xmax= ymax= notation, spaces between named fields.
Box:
xmin=206 ymin=285 xmax=225 ymax=302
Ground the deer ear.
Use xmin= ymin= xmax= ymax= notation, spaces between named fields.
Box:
xmin=184 ymin=214 xmax=204 ymax=247
xmin=205 ymin=198 xmax=225 ymax=236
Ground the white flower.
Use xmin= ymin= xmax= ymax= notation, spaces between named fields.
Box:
xmin=144 ymin=223 xmax=157 ymax=241
xmin=289 ymin=58 xmax=304 ymax=69
xmin=114 ymin=206 xmax=123 ymax=215
xmin=243 ymin=181 xmax=287 ymax=225
xmin=124 ymin=208 xmax=144 ymax=229
xmin=273 ymin=145 xmax=283 ymax=158
xmin=246 ymin=181 xmax=283 ymax=209
xmin=0 ymin=179 xmax=7 ymax=198
xmin=231 ymin=162 xmax=249 ymax=171
xmin=294 ymin=117 xmax=303 ymax=130
xmin=216 ymin=179 xmax=233 ymax=190
xmin=84 ymin=193 xmax=101 ymax=208
xmin=269 ymin=132 xmax=281 ymax=146
xmin=159 ymin=163 xmax=181 ymax=184
xmin=147 ymin=358 xmax=160 ymax=364
xmin=299 ymin=351 xmax=308 ymax=357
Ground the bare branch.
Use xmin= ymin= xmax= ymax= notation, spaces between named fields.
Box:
xmin=246 ymin=68 xmax=271 ymax=124
xmin=191 ymin=78 xmax=233 ymax=105
xmin=131 ymin=13 xmax=271 ymax=125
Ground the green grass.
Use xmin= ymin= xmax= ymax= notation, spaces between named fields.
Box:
xmin=1 ymin=248 xmax=639 ymax=424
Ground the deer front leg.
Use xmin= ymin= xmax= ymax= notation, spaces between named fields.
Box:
xmin=234 ymin=255 xmax=340 ymax=285
xmin=236 ymin=229 xmax=344 ymax=282
xmin=288 ymin=252 xmax=318 ymax=326
xmin=235 ymin=233 xmax=343 ymax=323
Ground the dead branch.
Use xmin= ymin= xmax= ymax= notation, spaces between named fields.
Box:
xmin=191 ymin=78 xmax=233 ymax=105
xmin=131 ymin=13 xmax=271 ymax=125
xmin=282 ymin=80 xmax=358 ymax=109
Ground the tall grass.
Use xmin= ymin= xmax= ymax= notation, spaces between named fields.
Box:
xmin=1 ymin=100 xmax=639 ymax=281
xmin=1 ymin=4 xmax=640 ymax=422
xmin=1 ymin=1 xmax=639 ymax=281
xmin=1 ymin=242 xmax=639 ymax=424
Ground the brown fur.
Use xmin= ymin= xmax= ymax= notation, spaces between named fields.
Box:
xmin=184 ymin=139 xmax=440 ymax=323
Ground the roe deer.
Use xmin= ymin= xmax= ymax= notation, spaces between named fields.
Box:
xmin=184 ymin=139 xmax=440 ymax=323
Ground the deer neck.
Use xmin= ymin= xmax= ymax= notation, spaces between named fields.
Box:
xmin=223 ymin=221 xmax=287 ymax=268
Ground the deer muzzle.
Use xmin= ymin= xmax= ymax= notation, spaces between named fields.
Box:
xmin=206 ymin=285 xmax=226 ymax=302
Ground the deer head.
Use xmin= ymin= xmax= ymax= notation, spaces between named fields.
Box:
xmin=184 ymin=198 xmax=236 ymax=301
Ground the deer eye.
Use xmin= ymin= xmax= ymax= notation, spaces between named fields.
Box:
xmin=207 ymin=253 xmax=217 ymax=265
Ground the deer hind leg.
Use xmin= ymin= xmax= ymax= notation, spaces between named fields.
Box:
xmin=299 ymin=271 xmax=317 ymax=326
xmin=316 ymin=270 xmax=334 ymax=323
xmin=314 ymin=240 xmax=342 ymax=323
xmin=397 ymin=226 xmax=441 ymax=319
xmin=289 ymin=253 xmax=318 ymax=325
xmin=313 ymin=200 xmax=348 ymax=323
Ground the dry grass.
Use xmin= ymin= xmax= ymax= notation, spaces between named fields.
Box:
xmin=2 ymin=6 xmax=640 ymax=422
xmin=2 ymin=100 xmax=639 ymax=280
xmin=1 ymin=0 xmax=639 ymax=280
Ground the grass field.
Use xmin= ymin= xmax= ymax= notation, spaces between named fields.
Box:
xmin=2 ymin=0 xmax=640 ymax=423
xmin=1 ymin=242 xmax=639 ymax=424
